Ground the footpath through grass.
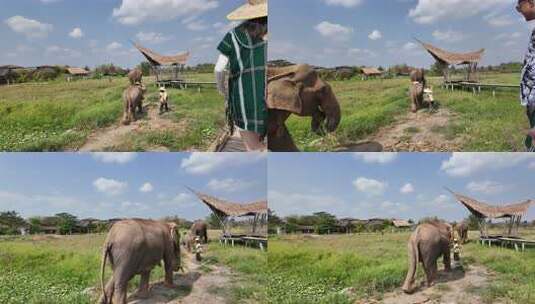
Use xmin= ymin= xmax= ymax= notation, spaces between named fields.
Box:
xmin=0 ymin=234 xmax=266 ymax=304
xmin=268 ymin=233 xmax=535 ymax=304
xmin=0 ymin=73 xmax=225 ymax=152
xmin=286 ymin=73 xmax=527 ymax=151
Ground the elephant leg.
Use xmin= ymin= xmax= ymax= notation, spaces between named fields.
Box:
xmin=98 ymin=277 xmax=115 ymax=304
xmin=425 ymin=259 xmax=438 ymax=287
xmin=113 ymin=279 xmax=128 ymax=304
xmin=137 ymin=271 xmax=151 ymax=298
xmin=268 ymin=124 xmax=299 ymax=152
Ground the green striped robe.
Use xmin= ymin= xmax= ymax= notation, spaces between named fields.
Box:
xmin=217 ymin=26 xmax=267 ymax=134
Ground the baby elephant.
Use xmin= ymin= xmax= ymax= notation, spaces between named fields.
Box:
xmin=128 ymin=69 xmax=143 ymax=85
xmin=99 ymin=219 xmax=181 ymax=304
xmin=402 ymin=221 xmax=452 ymax=294
xmin=122 ymin=83 xmax=146 ymax=125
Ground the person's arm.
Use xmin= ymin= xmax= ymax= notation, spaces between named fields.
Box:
xmin=214 ymin=54 xmax=229 ymax=97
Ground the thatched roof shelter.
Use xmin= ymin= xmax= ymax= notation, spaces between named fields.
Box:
xmin=361 ymin=67 xmax=383 ymax=76
xmin=416 ymin=39 xmax=485 ymax=82
xmin=66 ymin=67 xmax=89 ymax=76
xmin=134 ymin=43 xmax=190 ymax=66
xmin=392 ymin=219 xmax=412 ymax=228
xmin=133 ymin=43 xmax=190 ymax=83
xmin=189 ymin=188 xmax=267 ymax=236
xmin=447 ymin=188 xmax=534 ymax=237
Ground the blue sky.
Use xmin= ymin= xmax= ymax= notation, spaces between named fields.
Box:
xmin=0 ymin=0 xmax=244 ymax=68
xmin=270 ymin=0 xmax=534 ymax=68
xmin=269 ymin=153 xmax=535 ymax=222
xmin=0 ymin=152 xmax=266 ymax=221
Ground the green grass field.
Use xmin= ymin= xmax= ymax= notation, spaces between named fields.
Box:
xmin=0 ymin=233 xmax=266 ymax=304
xmin=268 ymin=231 xmax=535 ymax=304
xmin=286 ymin=72 xmax=527 ymax=151
xmin=0 ymin=73 xmax=224 ymax=151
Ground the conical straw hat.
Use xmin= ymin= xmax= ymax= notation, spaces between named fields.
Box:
xmin=227 ymin=0 xmax=267 ymax=21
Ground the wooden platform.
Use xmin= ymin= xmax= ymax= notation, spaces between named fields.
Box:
xmin=156 ymin=79 xmax=216 ymax=92
xmin=209 ymin=129 xmax=247 ymax=152
xmin=443 ymin=81 xmax=519 ymax=97
xmin=219 ymin=235 xmax=267 ymax=251
xmin=479 ymin=236 xmax=535 ymax=252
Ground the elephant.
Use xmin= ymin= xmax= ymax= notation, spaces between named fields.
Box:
xmin=409 ymin=68 xmax=426 ymax=113
xmin=402 ymin=221 xmax=453 ymax=294
xmin=455 ymin=221 xmax=468 ymax=244
xmin=190 ymin=220 xmax=208 ymax=244
xmin=128 ymin=69 xmax=143 ymax=85
xmin=121 ymin=83 xmax=146 ymax=125
xmin=267 ymin=64 xmax=341 ymax=151
xmin=99 ymin=219 xmax=181 ymax=304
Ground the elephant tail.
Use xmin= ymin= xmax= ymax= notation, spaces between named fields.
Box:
xmin=100 ymin=243 xmax=110 ymax=303
xmin=402 ymin=235 xmax=419 ymax=294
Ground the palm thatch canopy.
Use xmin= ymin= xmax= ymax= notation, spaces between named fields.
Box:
xmin=392 ymin=219 xmax=412 ymax=228
xmin=133 ymin=43 xmax=190 ymax=66
xmin=361 ymin=67 xmax=383 ymax=76
xmin=448 ymin=190 xmax=533 ymax=219
xmin=416 ymin=39 xmax=484 ymax=66
xmin=189 ymin=189 xmax=267 ymax=217
xmin=66 ymin=67 xmax=89 ymax=75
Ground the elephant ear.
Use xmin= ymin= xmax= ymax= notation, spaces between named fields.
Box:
xmin=168 ymin=223 xmax=179 ymax=246
xmin=267 ymin=78 xmax=303 ymax=114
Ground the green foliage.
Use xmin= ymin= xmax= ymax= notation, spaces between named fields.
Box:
xmin=466 ymin=214 xmax=481 ymax=230
xmin=206 ymin=214 xmax=222 ymax=229
xmin=137 ymin=61 xmax=152 ymax=76
xmin=0 ymin=211 xmax=26 ymax=235
xmin=55 ymin=213 xmax=78 ymax=235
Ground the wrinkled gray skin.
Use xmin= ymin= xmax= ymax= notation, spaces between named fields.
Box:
xmin=190 ymin=221 xmax=208 ymax=244
xmin=128 ymin=69 xmax=143 ymax=85
xmin=455 ymin=221 xmax=468 ymax=244
xmin=122 ymin=84 xmax=146 ymax=125
xmin=409 ymin=68 xmax=426 ymax=113
xmin=402 ymin=221 xmax=452 ymax=294
xmin=99 ymin=219 xmax=180 ymax=304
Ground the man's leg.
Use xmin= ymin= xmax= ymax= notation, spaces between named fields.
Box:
xmin=526 ymin=105 xmax=535 ymax=151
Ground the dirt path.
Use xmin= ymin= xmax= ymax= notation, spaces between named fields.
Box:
xmin=78 ymin=102 xmax=186 ymax=152
xmin=358 ymin=107 xmax=464 ymax=152
xmin=127 ymin=251 xmax=232 ymax=304
xmin=368 ymin=264 xmax=497 ymax=304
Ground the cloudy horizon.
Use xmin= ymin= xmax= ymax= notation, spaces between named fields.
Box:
xmin=269 ymin=153 xmax=535 ymax=222
xmin=0 ymin=0 xmax=243 ymax=68
xmin=0 ymin=152 xmax=266 ymax=221
xmin=270 ymin=0 xmax=533 ymax=68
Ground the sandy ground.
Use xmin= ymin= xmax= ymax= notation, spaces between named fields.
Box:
xmin=367 ymin=107 xmax=464 ymax=152
xmin=78 ymin=102 xmax=185 ymax=152
xmin=361 ymin=264 xmax=497 ymax=304
xmin=126 ymin=251 xmax=232 ymax=304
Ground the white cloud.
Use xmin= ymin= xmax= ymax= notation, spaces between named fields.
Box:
xmin=353 ymin=153 xmax=398 ymax=164
xmin=269 ymin=190 xmax=347 ymax=217
xmin=106 ymin=42 xmax=123 ymax=51
xmin=347 ymin=48 xmax=376 ymax=58
xmin=322 ymin=0 xmax=363 ymax=8
xmin=92 ymin=153 xmax=137 ymax=164
xmin=315 ymin=21 xmax=353 ymax=41
xmin=441 ymin=153 xmax=535 ymax=177
xmin=432 ymin=29 xmax=466 ymax=43
xmin=353 ymin=177 xmax=387 ymax=196
xmin=69 ymin=27 xmax=83 ymax=39
xmin=402 ymin=42 xmax=418 ymax=51
xmin=485 ymin=13 xmax=515 ymax=27
xmin=400 ymin=183 xmax=414 ymax=194
xmin=45 ymin=45 xmax=81 ymax=57
xmin=213 ymin=21 xmax=240 ymax=34
xmin=136 ymin=31 xmax=172 ymax=44
xmin=207 ymin=178 xmax=254 ymax=192
xmin=408 ymin=0 xmax=509 ymax=24
xmin=368 ymin=30 xmax=382 ymax=40
xmin=185 ymin=19 xmax=208 ymax=31
xmin=4 ymin=16 xmax=53 ymax=39
xmin=139 ymin=182 xmax=154 ymax=193
xmin=181 ymin=152 xmax=266 ymax=175
xmin=113 ymin=0 xmax=218 ymax=25
xmin=433 ymin=194 xmax=450 ymax=205
xmin=93 ymin=178 xmax=127 ymax=195
xmin=466 ymin=180 xmax=507 ymax=194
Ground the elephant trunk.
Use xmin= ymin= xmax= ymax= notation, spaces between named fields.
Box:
xmin=402 ymin=237 xmax=419 ymax=294
xmin=319 ymin=84 xmax=341 ymax=133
